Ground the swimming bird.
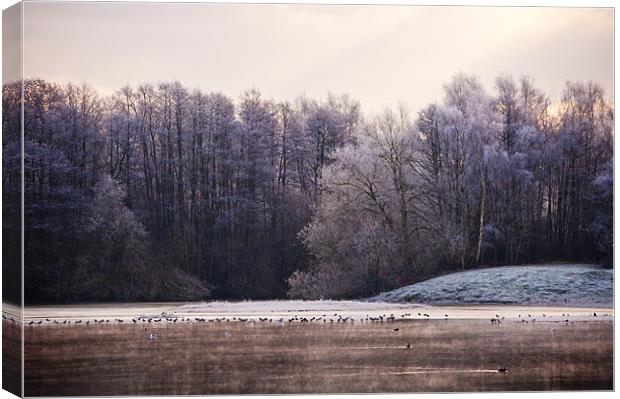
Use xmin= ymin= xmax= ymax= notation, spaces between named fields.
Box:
xmin=498 ymin=368 xmax=508 ymax=373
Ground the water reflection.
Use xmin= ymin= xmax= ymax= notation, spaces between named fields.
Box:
xmin=22 ymin=319 xmax=613 ymax=395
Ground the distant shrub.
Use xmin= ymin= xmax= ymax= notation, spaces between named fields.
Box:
xmin=157 ymin=268 xmax=212 ymax=301
xmin=287 ymin=270 xmax=323 ymax=300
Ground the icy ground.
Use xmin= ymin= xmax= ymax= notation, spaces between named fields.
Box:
xmin=369 ymin=264 xmax=613 ymax=307
xmin=179 ymin=299 xmax=417 ymax=313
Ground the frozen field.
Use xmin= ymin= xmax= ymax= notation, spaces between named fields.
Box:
xmin=370 ymin=264 xmax=613 ymax=307
xmin=7 ymin=264 xmax=613 ymax=327
xmin=14 ymin=301 xmax=613 ymax=324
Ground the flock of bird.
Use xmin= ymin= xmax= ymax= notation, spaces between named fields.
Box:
xmin=3 ymin=311 xmax=609 ymax=326
xmin=3 ymin=309 xmax=610 ymax=378
xmin=8 ymin=312 xmax=431 ymax=326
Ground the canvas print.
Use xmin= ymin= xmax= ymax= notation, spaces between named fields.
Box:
xmin=1 ymin=1 xmax=614 ymax=396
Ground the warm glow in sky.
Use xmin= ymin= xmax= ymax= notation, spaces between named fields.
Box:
xmin=21 ymin=2 xmax=613 ymax=114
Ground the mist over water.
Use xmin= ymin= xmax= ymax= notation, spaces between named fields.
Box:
xmin=17 ymin=319 xmax=613 ymax=395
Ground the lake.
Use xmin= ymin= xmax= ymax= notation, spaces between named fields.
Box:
xmin=9 ymin=304 xmax=612 ymax=395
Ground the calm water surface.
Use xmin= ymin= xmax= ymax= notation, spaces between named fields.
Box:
xmin=15 ymin=318 xmax=613 ymax=395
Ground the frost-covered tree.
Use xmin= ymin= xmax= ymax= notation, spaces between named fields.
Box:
xmin=295 ymin=107 xmax=428 ymax=297
xmin=3 ymin=74 xmax=611 ymax=303
xmin=288 ymin=74 xmax=613 ymax=299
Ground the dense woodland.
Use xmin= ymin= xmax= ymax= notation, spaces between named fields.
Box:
xmin=2 ymin=74 xmax=613 ymax=303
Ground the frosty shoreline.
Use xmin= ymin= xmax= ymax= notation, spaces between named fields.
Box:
xmin=12 ymin=302 xmax=614 ymax=324
xmin=7 ymin=264 xmax=613 ymax=324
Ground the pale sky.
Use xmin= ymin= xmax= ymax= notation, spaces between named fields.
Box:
xmin=20 ymin=2 xmax=614 ymax=114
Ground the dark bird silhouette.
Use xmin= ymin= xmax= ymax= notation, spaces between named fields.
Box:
xmin=498 ymin=368 xmax=508 ymax=373
xmin=406 ymin=344 xmax=411 ymax=349
xmin=393 ymin=328 xmax=399 ymax=332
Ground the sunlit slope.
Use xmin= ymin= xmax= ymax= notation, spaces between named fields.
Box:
xmin=370 ymin=264 xmax=613 ymax=307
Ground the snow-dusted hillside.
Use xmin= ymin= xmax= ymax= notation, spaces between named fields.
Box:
xmin=369 ymin=264 xmax=613 ymax=307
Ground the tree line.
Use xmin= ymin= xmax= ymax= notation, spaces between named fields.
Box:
xmin=1 ymin=74 xmax=613 ymax=303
